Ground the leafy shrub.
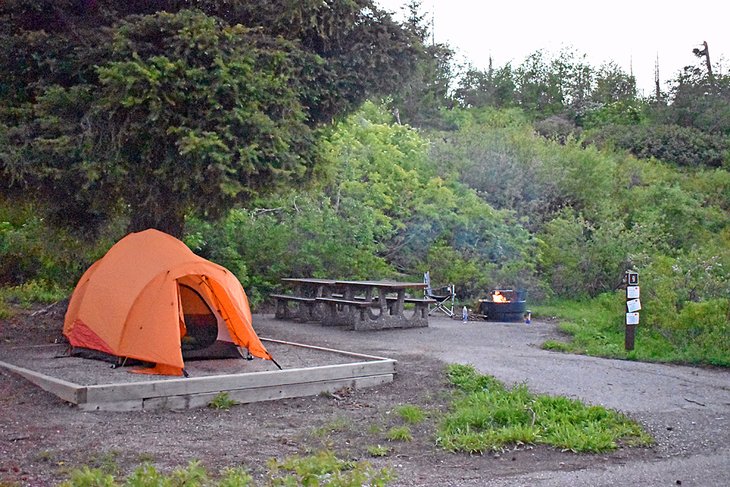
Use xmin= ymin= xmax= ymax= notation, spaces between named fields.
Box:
xmin=585 ymin=123 xmax=728 ymax=168
xmin=537 ymin=211 xmax=646 ymax=298
xmin=0 ymin=203 xmax=119 ymax=289
xmin=533 ymin=115 xmax=580 ymax=144
xmin=579 ymin=100 xmax=646 ymax=129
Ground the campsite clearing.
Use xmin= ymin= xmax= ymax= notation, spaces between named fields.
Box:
xmin=1 ymin=302 xmax=729 ymax=486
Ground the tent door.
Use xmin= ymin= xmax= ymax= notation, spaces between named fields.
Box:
xmin=178 ymin=283 xmax=219 ymax=351
xmin=177 ymin=279 xmax=243 ymax=360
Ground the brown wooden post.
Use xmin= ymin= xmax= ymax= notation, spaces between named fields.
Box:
xmin=625 ymin=322 xmax=636 ymax=351
xmin=625 ymin=271 xmax=640 ymax=351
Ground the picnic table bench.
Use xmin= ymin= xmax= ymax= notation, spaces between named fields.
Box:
xmin=270 ymin=294 xmax=318 ymax=322
xmin=275 ymin=278 xmax=431 ymax=330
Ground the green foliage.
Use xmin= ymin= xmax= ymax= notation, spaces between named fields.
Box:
xmin=430 ymin=118 xmax=617 ymax=231
xmin=394 ymin=404 xmax=426 ymax=424
xmin=0 ymin=280 xmax=67 ymax=307
xmin=537 ymin=212 xmax=647 ymax=298
xmin=0 ymin=205 xmax=111 ymax=288
xmin=389 ymin=1 xmax=455 ymax=129
xmin=454 ymin=65 xmax=516 ymax=109
xmin=310 ymin=417 xmax=353 ymax=438
xmin=184 ymin=103 xmax=538 ymax=303
xmin=659 ymin=65 xmax=730 ymax=136
xmin=585 ymin=123 xmax=728 ymax=168
xmin=267 ymin=450 xmax=393 ymax=487
xmin=534 ymin=292 xmax=730 ymax=367
xmin=60 ymin=466 xmax=117 ymax=487
xmin=580 ymin=100 xmax=647 ymax=130
xmin=62 ymin=453 xmax=391 ymax=487
xmin=185 ymin=190 xmax=392 ymax=305
xmin=218 ymin=468 xmax=254 ymax=487
xmin=386 ymin=426 xmax=413 ymax=442
xmin=438 ymin=364 xmax=652 ymax=454
xmin=366 ymin=445 xmax=391 ymax=458
xmin=0 ymin=1 xmax=419 ymax=237
xmin=208 ymin=392 xmax=237 ymax=411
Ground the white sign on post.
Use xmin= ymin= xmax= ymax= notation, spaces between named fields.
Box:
xmin=626 ymin=298 xmax=642 ymax=312
xmin=626 ymin=312 xmax=640 ymax=325
xmin=627 ymin=286 xmax=640 ymax=299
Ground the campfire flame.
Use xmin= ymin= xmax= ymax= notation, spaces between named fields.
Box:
xmin=492 ymin=291 xmax=509 ymax=303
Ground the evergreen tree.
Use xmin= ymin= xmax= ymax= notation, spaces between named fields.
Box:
xmin=0 ymin=0 xmax=419 ymax=237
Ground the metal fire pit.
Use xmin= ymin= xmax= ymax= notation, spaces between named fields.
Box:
xmin=478 ymin=289 xmax=527 ymax=322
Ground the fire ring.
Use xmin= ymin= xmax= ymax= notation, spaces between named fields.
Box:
xmin=478 ymin=289 xmax=527 ymax=322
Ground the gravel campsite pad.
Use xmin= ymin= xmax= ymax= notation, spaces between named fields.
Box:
xmin=1 ymin=303 xmax=729 ymax=486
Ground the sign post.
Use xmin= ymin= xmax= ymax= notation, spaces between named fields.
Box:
xmin=624 ymin=271 xmax=640 ymax=351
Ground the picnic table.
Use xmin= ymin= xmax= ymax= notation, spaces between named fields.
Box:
xmin=273 ymin=278 xmax=434 ymax=330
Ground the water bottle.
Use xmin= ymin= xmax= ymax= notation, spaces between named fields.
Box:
xmin=462 ymin=306 xmax=468 ymax=323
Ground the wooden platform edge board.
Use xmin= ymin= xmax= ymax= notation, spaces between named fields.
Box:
xmin=0 ymin=359 xmax=83 ymax=404
xmin=83 ymin=359 xmax=396 ymax=403
xmin=79 ymin=373 xmax=394 ymax=411
xmin=145 ymin=373 xmax=393 ymax=411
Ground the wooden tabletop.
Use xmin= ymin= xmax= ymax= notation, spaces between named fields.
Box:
xmin=334 ymin=280 xmax=427 ymax=289
xmin=281 ymin=278 xmax=338 ymax=285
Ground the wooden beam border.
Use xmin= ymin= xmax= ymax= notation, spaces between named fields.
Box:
xmin=0 ymin=339 xmax=396 ymax=412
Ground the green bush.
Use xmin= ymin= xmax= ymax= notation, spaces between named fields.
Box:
xmin=585 ymin=123 xmax=728 ymax=168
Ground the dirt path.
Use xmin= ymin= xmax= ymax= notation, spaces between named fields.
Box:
xmin=1 ymin=310 xmax=729 ymax=486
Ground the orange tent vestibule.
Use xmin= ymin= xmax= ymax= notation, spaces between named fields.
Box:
xmin=63 ymin=229 xmax=273 ymax=376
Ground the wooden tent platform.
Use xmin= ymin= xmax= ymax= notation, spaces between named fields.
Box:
xmin=0 ymin=338 xmax=395 ymax=411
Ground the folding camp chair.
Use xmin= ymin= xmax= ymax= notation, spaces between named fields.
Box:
xmin=424 ymin=272 xmax=455 ymax=317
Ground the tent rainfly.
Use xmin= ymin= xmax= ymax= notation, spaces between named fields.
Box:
xmin=63 ymin=229 xmax=275 ymax=376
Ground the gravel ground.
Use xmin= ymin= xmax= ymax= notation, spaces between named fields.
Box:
xmin=1 ymin=305 xmax=729 ymax=486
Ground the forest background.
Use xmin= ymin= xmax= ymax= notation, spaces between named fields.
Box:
xmin=1 ymin=1 xmax=728 ymax=366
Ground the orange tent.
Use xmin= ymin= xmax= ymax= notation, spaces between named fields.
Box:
xmin=63 ymin=229 xmax=273 ymax=376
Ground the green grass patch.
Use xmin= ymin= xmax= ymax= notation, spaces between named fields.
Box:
xmin=437 ymin=364 xmax=652 ymax=454
xmin=394 ymin=404 xmax=426 ymax=424
xmin=366 ymin=444 xmax=391 ymax=457
xmin=267 ymin=450 xmax=393 ymax=486
xmin=386 ymin=425 xmax=413 ymax=442
xmin=533 ymin=295 xmax=730 ymax=367
xmin=61 ymin=452 xmax=392 ymax=487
